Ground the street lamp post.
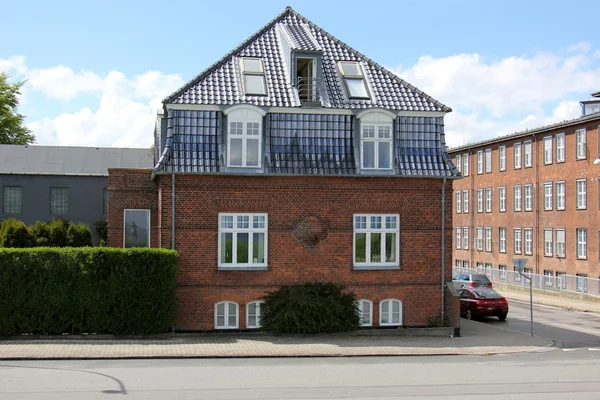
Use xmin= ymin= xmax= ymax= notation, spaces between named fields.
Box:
xmin=513 ymin=258 xmax=533 ymax=336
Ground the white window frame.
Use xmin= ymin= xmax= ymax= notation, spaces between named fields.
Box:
xmin=215 ymin=301 xmax=239 ymax=329
xmin=543 ymin=270 xmax=554 ymax=286
xmin=485 ymin=227 xmax=492 ymax=252
xmin=456 ymin=191 xmax=462 ymax=213
xmin=240 ymin=58 xmax=267 ymax=96
xmin=463 ymin=190 xmax=469 ymax=213
xmin=477 ymin=150 xmax=483 ymax=174
xmin=514 ymin=185 xmax=522 ymax=211
xmin=555 ymin=229 xmax=565 ymax=258
xmin=477 ymin=189 xmax=483 ymax=213
xmin=456 ymin=155 xmax=462 ymax=174
xmin=576 ymin=274 xmax=587 ymax=293
xmin=499 ymin=265 xmax=507 ymax=279
xmin=246 ymin=300 xmax=264 ymax=329
xmin=485 ymin=148 xmax=492 ymax=173
xmin=3 ymin=186 xmax=22 ymax=214
xmin=544 ymin=229 xmax=553 ymax=256
xmin=456 ymin=227 xmax=462 ymax=249
xmin=353 ymin=214 xmax=400 ymax=267
xmin=576 ymin=128 xmax=587 ymax=160
xmin=524 ymin=140 xmax=532 ymax=168
xmin=338 ymin=61 xmax=370 ymax=99
xmin=225 ymin=105 xmax=265 ymax=168
xmin=524 ymin=184 xmax=532 ymax=211
xmin=499 ymin=227 xmax=506 ymax=253
xmin=544 ymin=183 xmax=553 ymax=211
xmin=499 ymin=187 xmax=506 ymax=212
xmin=556 ymin=133 xmax=565 ymax=163
xmin=577 ymin=228 xmax=587 ymax=259
xmin=463 ymin=227 xmax=469 ymax=250
xmin=463 ymin=153 xmax=469 ymax=176
xmin=356 ymin=299 xmax=373 ymax=327
xmin=358 ymin=111 xmax=394 ymax=170
xmin=524 ymin=228 xmax=533 ymax=255
xmin=499 ymin=145 xmax=506 ymax=171
xmin=556 ymin=181 xmax=566 ymax=210
xmin=514 ymin=228 xmax=522 ymax=254
xmin=379 ymin=299 xmax=402 ymax=326
xmin=476 ymin=227 xmax=483 ymax=251
xmin=218 ymin=213 xmax=268 ymax=269
xmin=485 ymin=188 xmax=492 ymax=213
xmin=514 ymin=142 xmax=522 ymax=169
xmin=576 ymin=178 xmax=587 ymax=210
xmin=543 ymin=136 xmax=553 ymax=165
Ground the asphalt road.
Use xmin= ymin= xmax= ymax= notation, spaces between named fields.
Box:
xmin=1 ymin=351 xmax=599 ymax=399
xmin=475 ymin=298 xmax=600 ymax=349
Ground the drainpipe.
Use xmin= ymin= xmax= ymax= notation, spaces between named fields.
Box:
xmin=533 ymin=134 xmax=539 ymax=275
xmin=441 ymin=176 xmax=447 ymax=323
xmin=171 ymin=174 xmax=176 ymax=250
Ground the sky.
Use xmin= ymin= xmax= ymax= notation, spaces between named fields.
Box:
xmin=2 ymin=0 xmax=600 ymax=149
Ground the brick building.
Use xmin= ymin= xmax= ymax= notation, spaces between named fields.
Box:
xmin=450 ymin=94 xmax=600 ymax=291
xmin=108 ymin=7 xmax=460 ymax=331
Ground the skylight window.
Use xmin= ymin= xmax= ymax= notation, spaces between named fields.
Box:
xmin=338 ymin=61 xmax=369 ymax=99
xmin=241 ymin=58 xmax=267 ymax=96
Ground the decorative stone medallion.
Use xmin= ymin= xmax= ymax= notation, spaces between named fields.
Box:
xmin=292 ymin=214 xmax=328 ymax=247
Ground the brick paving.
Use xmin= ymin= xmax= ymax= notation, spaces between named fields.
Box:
xmin=0 ymin=320 xmax=551 ymax=360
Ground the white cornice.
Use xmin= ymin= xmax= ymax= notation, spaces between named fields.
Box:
xmin=355 ymin=108 xmax=397 ymax=120
xmin=223 ymin=104 xmax=267 ymax=116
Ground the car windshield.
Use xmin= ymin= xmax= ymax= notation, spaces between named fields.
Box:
xmin=472 ymin=289 xmax=503 ymax=299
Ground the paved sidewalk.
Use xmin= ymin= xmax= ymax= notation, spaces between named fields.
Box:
xmin=497 ymin=286 xmax=600 ymax=314
xmin=0 ymin=320 xmax=551 ymax=360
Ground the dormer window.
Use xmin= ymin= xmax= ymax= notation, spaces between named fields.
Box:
xmin=224 ymin=105 xmax=266 ymax=168
xmin=338 ymin=61 xmax=369 ymax=99
xmin=241 ymin=58 xmax=267 ymax=96
xmin=357 ymin=110 xmax=395 ymax=170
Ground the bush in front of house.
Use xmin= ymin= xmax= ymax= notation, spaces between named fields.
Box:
xmin=0 ymin=218 xmax=34 ymax=248
xmin=0 ymin=247 xmax=178 ymax=336
xmin=260 ymin=283 xmax=359 ymax=334
xmin=66 ymin=222 xmax=93 ymax=247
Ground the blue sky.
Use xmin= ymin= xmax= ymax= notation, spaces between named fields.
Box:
xmin=2 ymin=0 xmax=599 ymax=148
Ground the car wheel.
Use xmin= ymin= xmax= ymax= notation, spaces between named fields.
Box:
xmin=466 ymin=309 xmax=473 ymax=320
xmin=498 ymin=313 xmax=507 ymax=321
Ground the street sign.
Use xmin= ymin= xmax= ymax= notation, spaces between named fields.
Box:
xmin=513 ymin=258 xmax=528 ymax=272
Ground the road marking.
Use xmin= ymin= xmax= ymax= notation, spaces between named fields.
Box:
xmin=562 ymin=348 xmax=578 ymax=351
xmin=589 ymin=348 xmax=600 ymax=351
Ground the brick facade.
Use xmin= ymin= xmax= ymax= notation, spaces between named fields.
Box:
xmin=108 ymin=170 xmax=454 ymax=331
xmin=451 ymin=117 xmax=600 ymax=280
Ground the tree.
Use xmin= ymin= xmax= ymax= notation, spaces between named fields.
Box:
xmin=0 ymin=72 xmax=35 ymax=145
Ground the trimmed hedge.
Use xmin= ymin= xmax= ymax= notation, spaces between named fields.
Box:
xmin=0 ymin=247 xmax=178 ymax=335
xmin=260 ymin=283 xmax=359 ymax=334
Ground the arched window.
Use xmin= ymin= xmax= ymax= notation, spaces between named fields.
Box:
xmin=355 ymin=299 xmax=373 ymax=327
xmin=356 ymin=110 xmax=395 ymax=170
xmin=379 ymin=298 xmax=402 ymax=326
xmin=224 ymin=105 xmax=266 ymax=168
xmin=246 ymin=300 xmax=264 ymax=329
xmin=214 ymin=301 xmax=239 ymax=329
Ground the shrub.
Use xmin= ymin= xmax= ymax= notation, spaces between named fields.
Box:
xmin=260 ymin=283 xmax=359 ymax=334
xmin=0 ymin=218 xmax=33 ymax=248
xmin=29 ymin=221 xmax=51 ymax=246
xmin=0 ymin=247 xmax=178 ymax=335
xmin=94 ymin=220 xmax=108 ymax=244
xmin=47 ymin=218 xmax=69 ymax=247
xmin=67 ymin=223 xmax=92 ymax=247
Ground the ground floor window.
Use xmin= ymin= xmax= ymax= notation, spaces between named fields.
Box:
xmin=543 ymin=270 xmax=553 ymax=286
xmin=499 ymin=265 xmax=507 ymax=278
xmin=576 ymin=274 xmax=588 ymax=293
xmin=556 ymin=271 xmax=566 ymax=289
xmin=246 ymin=301 xmax=263 ymax=329
xmin=219 ymin=213 xmax=267 ymax=268
xmin=379 ymin=299 xmax=402 ymax=326
xmin=215 ymin=301 xmax=239 ymax=329
xmin=356 ymin=299 xmax=373 ymax=327
xmin=354 ymin=214 xmax=399 ymax=267
xmin=123 ymin=209 xmax=150 ymax=248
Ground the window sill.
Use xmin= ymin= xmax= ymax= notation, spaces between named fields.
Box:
xmin=353 ymin=265 xmax=401 ymax=271
xmin=218 ymin=267 xmax=269 ymax=271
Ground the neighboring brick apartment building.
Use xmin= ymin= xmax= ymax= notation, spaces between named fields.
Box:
xmin=108 ymin=7 xmax=460 ymax=331
xmin=450 ymin=93 xmax=600 ymax=291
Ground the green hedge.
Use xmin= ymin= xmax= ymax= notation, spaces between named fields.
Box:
xmin=0 ymin=247 xmax=178 ymax=336
xmin=261 ymin=283 xmax=359 ymax=334
xmin=1 ymin=218 xmax=93 ymax=248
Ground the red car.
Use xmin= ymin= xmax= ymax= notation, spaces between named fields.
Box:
xmin=460 ymin=287 xmax=509 ymax=321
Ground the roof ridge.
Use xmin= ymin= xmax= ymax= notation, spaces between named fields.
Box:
xmin=289 ymin=10 xmax=451 ymax=112
xmin=163 ymin=7 xmax=295 ymax=103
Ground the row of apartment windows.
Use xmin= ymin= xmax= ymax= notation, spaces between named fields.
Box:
xmin=455 ymin=179 xmax=594 ymax=214
xmin=215 ymin=298 xmax=402 ymax=329
xmin=2 ymin=187 xmax=109 ymax=215
xmin=454 ymin=129 xmax=588 ymax=176
xmin=219 ymin=213 xmax=399 ymax=268
xmin=455 ymin=260 xmax=591 ymax=292
xmin=455 ymin=227 xmax=592 ymax=259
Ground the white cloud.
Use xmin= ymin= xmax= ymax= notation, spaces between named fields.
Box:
xmin=0 ymin=57 xmax=186 ymax=148
xmin=568 ymin=42 xmax=591 ymax=53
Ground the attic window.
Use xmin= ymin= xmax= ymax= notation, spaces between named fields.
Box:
xmin=338 ymin=61 xmax=369 ymax=99
xmin=241 ymin=58 xmax=267 ymax=96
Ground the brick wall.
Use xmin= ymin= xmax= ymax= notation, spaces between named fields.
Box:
xmin=109 ymin=171 xmax=454 ymax=331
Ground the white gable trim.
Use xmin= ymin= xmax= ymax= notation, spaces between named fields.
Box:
xmin=356 ymin=109 xmax=396 ymax=123
xmin=223 ymin=104 xmax=267 ymax=117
